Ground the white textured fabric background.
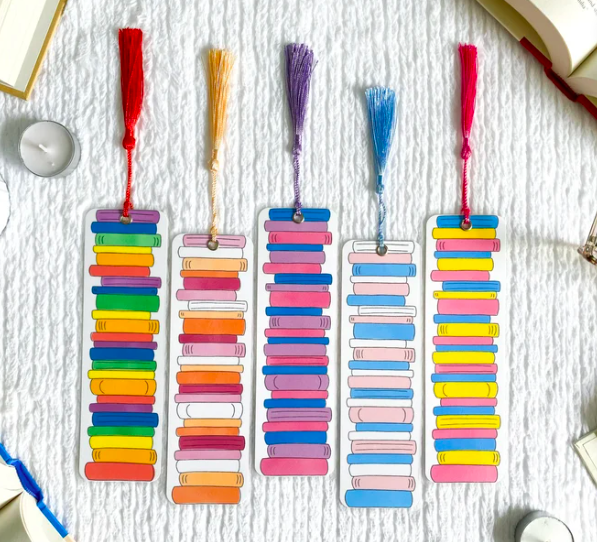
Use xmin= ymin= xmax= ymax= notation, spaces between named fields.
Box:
xmin=1 ymin=0 xmax=596 ymax=540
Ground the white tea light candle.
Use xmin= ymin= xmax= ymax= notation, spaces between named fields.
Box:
xmin=19 ymin=121 xmax=80 ymax=178
xmin=515 ymin=511 xmax=574 ymax=542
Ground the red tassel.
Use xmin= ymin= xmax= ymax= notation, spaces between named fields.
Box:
xmin=458 ymin=43 xmax=477 ymax=227
xmin=118 ymin=28 xmax=144 ymax=218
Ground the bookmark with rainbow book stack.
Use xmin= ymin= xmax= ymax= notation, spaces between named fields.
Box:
xmin=340 ymin=88 xmax=422 ymax=508
xmin=424 ymin=45 xmax=508 ymax=484
xmin=166 ymin=50 xmax=254 ymax=504
xmin=255 ymin=44 xmax=339 ymax=477
xmin=79 ymin=29 xmax=169 ymax=482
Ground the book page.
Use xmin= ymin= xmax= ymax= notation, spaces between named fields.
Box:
xmin=568 ymin=49 xmax=597 ymax=97
xmin=0 ymin=464 xmax=23 ymax=509
xmin=0 ymin=0 xmax=46 ymax=87
xmin=10 ymin=0 xmax=61 ymax=93
xmin=505 ymin=0 xmax=597 ymax=75
xmin=0 ymin=493 xmax=63 ymax=542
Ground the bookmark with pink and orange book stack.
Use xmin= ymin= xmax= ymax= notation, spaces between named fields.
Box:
xmin=79 ymin=29 xmax=169 ymax=483
xmin=424 ymin=45 xmax=508 ymax=484
xmin=165 ymin=50 xmax=254 ymax=505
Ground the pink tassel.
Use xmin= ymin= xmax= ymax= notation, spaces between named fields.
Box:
xmin=458 ymin=43 xmax=477 ymax=228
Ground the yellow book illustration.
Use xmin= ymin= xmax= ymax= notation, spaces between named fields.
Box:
xmin=437 ymin=323 xmax=499 ymax=337
xmin=436 ymin=415 xmax=501 ymax=429
xmin=89 ymin=436 xmax=153 ymax=450
xmin=179 ymin=311 xmax=244 ymax=320
xmin=434 ymin=291 xmax=497 ymax=299
xmin=179 ymin=365 xmax=244 ymax=373
xmin=433 ymin=351 xmax=495 ymax=364
xmin=92 ymin=449 xmax=157 ymax=464
xmin=88 ymin=370 xmax=155 ymax=380
xmin=90 ymin=379 xmax=157 ymax=396
xmin=92 ymin=310 xmax=151 ymax=321
xmin=94 ymin=245 xmax=153 ymax=254
xmin=183 ymin=419 xmax=242 ymax=428
xmin=96 ymin=253 xmax=155 ymax=267
xmin=437 ymin=450 xmax=501 ymax=466
xmin=432 ymin=228 xmax=496 ymax=239
xmin=437 ymin=259 xmax=494 ymax=271
xmin=179 ymin=472 xmax=244 ymax=487
xmin=182 ymin=258 xmax=248 ymax=272
xmin=95 ymin=319 xmax=160 ymax=334
xmin=434 ymin=382 xmax=498 ymax=398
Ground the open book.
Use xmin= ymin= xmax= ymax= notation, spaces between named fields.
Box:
xmin=0 ymin=445 xmax=74 ymax=542
xmin=0 ymin=0 xmax=67 ymax=99
xmin=477 ymin=0 xmax=597 ymax=117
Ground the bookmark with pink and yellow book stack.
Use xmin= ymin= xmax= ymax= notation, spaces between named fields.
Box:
xmin=424 ymin=214 xmax=508 ymax=483
xmin=424 ymin=45 xmax=508 ymax=484
xmin=166 ymin=234 xmax=253 ymax=504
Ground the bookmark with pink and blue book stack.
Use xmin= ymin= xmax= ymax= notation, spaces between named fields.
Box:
xmin=254 ymin=44 xmax=339 ymax=476
xmin=424 ymin=45 xmax=508 ymax=484
xmin=340 ymin=88 xmax=422 ymax=508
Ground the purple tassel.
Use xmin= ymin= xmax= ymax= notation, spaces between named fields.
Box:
xmin=285 ymin=43 xmax=316 ymax=217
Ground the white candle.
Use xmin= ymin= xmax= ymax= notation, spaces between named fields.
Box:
xmin=19 ymin=121 xmax=80 ymax=178
xmin=515 ymin=512 xmax=574 ymax=542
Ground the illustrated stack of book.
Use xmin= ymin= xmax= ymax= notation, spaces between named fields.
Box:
xmin=341 ymin=241 xmax=420 ymax=508
xmin=83 ymin=210 xmax=164 ymax=482
xmin=258 ymin=208 xmax=334 ymax=476
xmin=427 ymin=215 xmax=503 ymax=483
xmin=167 ymin=235 xmax=251 ymax=505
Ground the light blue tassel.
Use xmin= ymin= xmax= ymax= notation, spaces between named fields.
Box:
xmin=366 ymin=87 xmax=397 ymax=253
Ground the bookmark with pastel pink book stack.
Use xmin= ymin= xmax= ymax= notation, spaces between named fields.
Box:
xmin=165 ymin=50 xmax=254 ymax=505
xmin=255 ymin=44 xmax=339 ymax=477
xmin=340 ymin=88 xmax=423 ymax=508
xmin=424 ymin=44 xmax=509 ymax=485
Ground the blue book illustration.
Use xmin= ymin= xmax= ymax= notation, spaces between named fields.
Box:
xmin=263 ymin=399 xmax=327 ymax=409
xmin=92 ymin=412 xmax=159 ymax=427
xmin=434 ymin=251 xmax=491 ymax=259
xmin=353 ymin=323 xmax=415 ymax=341
xmin=262 ymin=366 xmax=327 ymax=375
xmin=435 ymin=345 xmax=498 ymax=353
xmin=352 ymin=264 xmax=417 ymax=277
xmin=274 ymin=274 xmax=333 ymax=285
xmin=349 ymin=361 xmax=410 ymax=371
xmin=266 ymin=307 xmax=323 ymax=316
xmin=267 ymin=337 xmax=329 ymax=345
xmin=436 ymin=215 xmax=499 ymax=229
xmin=91 ymin=222 xmax=158 ymax=235
xmin=350 ymin=389 xmax=413 ymax=399
xmin=89 ymin=347 xmax=154 ymax=361
xmin=264 ymin=431 xmax=327 ymax=444
xmin=355 ymin=423 xmax=413 ymax=432
xmin=347 ymin=454 xmax=413 ymax=465
xmin=431 ymin=374 xmax=496 ymax=383
xmin=267 ymin=244 xmax=324 ymax=252
xmin=434 ymin=438 xmax=497 ymax=452
xmin=347 ymin=295 xmax=406 ymax=307
xmin=433 ymin=315 xmax=491 ymax=324
xmin=442 ymin=281 xmax=501 ymax=292
xmin=345 ymin=490 xmax=413 ymax=508
xmin=433 ymin=406 xmax=495 ymax=416
xmin=269 ymin=208 xmax=331 ymax=222
xmin=91 ymin=286 xmax=158 ymax=296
